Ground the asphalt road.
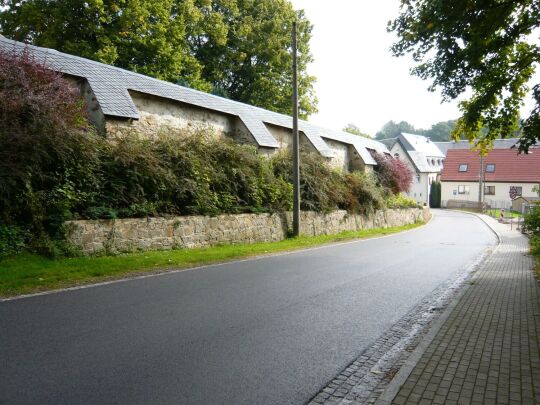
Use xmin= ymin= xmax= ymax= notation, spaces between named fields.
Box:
xmin=0 ymin=210 xmax=496 ymax=404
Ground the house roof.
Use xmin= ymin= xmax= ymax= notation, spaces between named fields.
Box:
xmin=435 ymin=138 xmax=522 ymax=155
xmin=441 ymin=149 xmax=540 ymax=183
xmin=0 ymin=35 xmax=389 ymax=165
xmin=378 ymin=138 xmax=397 ymax=148
xmin=395 ymin=133 xmax=445 ymax=173
xmin=514 ymin=196 xmax=540 ymax=202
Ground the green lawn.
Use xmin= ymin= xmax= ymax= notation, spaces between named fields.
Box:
xmin=0 ymin=221 xmax=426 ymax=298
xmin=452 ymin=207 xmax=523 ymax=219
xmin=485 ymin=209 xmax=523 ymax=219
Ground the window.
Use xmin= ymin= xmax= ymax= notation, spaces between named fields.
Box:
xmin=510 ymin=186 xmax=522 ymax=196
xmin=458 ymin=185 xmax=470 ymax=195
xmin=458 ymin=164 xmax=468 ymax=172
xmin=416 ymin=174 xmax=421 ymax=183
xmin=484 ymin=186 xmax=495 ymax=195
xmin=394 ymin=153 xmax=400 ymax=159
xmin=485 ymin=164 xmax=495 ymax=173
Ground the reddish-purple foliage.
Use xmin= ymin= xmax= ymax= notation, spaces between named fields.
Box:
xmin=0 ymin=47 xmax=97 ymax=227
xmin=0 ymin=48 xmax=92 ymax=181
xmin=0 ymin=47 xmax=86 ymax=134
xmin=371 ymin=151 xmax=413 ymax=194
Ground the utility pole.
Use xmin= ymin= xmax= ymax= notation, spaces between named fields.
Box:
xmin=478 ymin=154 xmax=484 ymax=212
xmin=292 ymin=21 xmax=300 ymax=236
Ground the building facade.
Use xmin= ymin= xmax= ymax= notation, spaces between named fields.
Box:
xmin=440 ymin=149 xmax=540 ymax=209
xmin=386 ymin=133 xmax=445 ymax=206
xmin=0 ymin=35 xmax=390 ymax=173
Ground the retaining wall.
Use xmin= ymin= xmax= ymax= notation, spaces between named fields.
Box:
xmin=66 ymin=208 xmax=430 ymax=255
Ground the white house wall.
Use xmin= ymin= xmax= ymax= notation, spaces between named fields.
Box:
xmin=390 ymin=141 xmax=432 ymax=205
xmin=441 ymin=181 xmax=539 ymax=208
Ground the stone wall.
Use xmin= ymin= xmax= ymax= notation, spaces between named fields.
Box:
xmin=66 ymin=208 xmax=430 ymax=255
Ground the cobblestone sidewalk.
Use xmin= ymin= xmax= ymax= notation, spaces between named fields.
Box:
xmin=386 ymin=215 xmax=540 ymax=404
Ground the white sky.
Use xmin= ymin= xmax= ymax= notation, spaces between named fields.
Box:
xmin=289 ymin=0 xmax=536 ymax=136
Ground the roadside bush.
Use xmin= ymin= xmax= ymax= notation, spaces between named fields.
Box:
xmin=0 ymin=48 xmax=102 ymax=255
xmin=342 ymin=172 xmax=386 ymax=214
xmin=0 ymin=225 xmax=29 ymax=258
xmin=372 ymin=152 xmax=413 ymax=194
xmin=270 ymin=150 xmax=347 ymax=212
xmin=0 ymin=48 xmax=419 ymax=257
xmin=386 ymin=193 xmax=419 ymax=209
xmin=94 ymin=132 xmax=293 ymax=217
xmin=523 ymin=206 xmax=540 ymax=236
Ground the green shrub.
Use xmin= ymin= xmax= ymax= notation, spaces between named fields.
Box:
xmin=523 ymin=206 xmax=540 ymax=237
xmin=270 ymin=150 xmax=347 ymax=212
xmin=0 ymin=48 xmax=102 ymax=254
xmin=386 ymin=193 xmax=419 ymax=209
xmin=0 ymin=225 xmax=29 ymax=257
xmin=342 ymin=172 xmax=386 ymax=215
xmin=0 ymin=48 xmax=420 ymax=257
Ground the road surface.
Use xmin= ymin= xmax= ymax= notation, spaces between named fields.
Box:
xmin=0 ymin=210 xmax=496 ymax=404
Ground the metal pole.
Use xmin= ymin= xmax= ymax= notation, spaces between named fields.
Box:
xmin=478 ymin=154 xmax=484 ymax=212
xmin=292 ymin=21 xmax=300 ymax=236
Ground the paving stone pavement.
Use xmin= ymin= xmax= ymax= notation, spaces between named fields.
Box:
xmin=387 ymin=215 xmax=540 ymax=405
xmin=308 ymin=216 xmax=494 ymax=405
xmin=309 ymin=214 xmax=540 ymax=405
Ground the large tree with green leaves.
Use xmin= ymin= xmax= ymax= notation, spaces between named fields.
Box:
xmin=0 ymin=0 xmax=317 ymax=117
xmin=389 ymin=0 xmax=540 ymax=152
xmin=343 ymin=123 xmax=371 ymax=138
xmin=375 ymin=120 xmax=417 ymax=140
xmin=190 ymin=0 xmax=317 ymax=118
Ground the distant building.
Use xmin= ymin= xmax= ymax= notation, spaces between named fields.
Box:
xmin=434 ymin=138 xmax=522 ymax=155
xmin=385 ymin=133 xmax=445 ymax=206
xmin=440 ymin=149 xmax=540 ymax=209
xmin=512 ymin=196 xmax=540 ymax=213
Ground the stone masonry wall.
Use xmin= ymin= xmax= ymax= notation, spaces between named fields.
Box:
xmin=66 ymin=208 xmax=430 ymax=255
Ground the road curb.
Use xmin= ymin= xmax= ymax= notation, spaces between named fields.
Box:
xmin=374 ymin=210 xmax=502 ymax=405
xmin=1 ymin=215 xmax=433 ymax=303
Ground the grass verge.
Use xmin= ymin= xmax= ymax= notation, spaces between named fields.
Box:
xmin=485 ymin=209 xmax=523 ymax=219
xmin=0 ymin=221 xmax=426 ymax=298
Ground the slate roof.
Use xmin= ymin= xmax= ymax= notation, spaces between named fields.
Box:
xmin=441 ymin=149 xmax=540 ymax=183
xmin=435 ymin=138 xmax=522 ymax=155
xmin=0 ymin=36 xmax=389 ymax=165
xmin=379 ymin=138 xmax=398 ymax=149
xmin=395 ymin=133 xmax=445 ymax=173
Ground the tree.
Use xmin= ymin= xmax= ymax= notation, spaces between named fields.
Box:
xmin=429 ymin=181 xmax=441 ymax=208
xmin=0 ymin=0 xmax=213 ymax=89
xmin=375 ymin=120 xmax=417 ymax=140
xmin=0 ymin=0 xmax=318 ymax=118
xmin=343 ymin=123 xmax=371 ymax=138
xmin=422 ymin=120 xmax=457 ymax=142
xmin=389 ymin=0 xmax=540 ymax=152
xmin=192 ymin=0 xmax=317 ymax=118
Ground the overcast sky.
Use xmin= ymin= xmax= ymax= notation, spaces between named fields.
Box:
xmin=289 ymin=0 xmax=462 ymax=136
xmin=289 ymin=1 xmax=538 ymax=137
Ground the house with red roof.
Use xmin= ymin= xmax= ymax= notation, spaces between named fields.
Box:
xmin=440 ymin=149 xmax=540 ymax=209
